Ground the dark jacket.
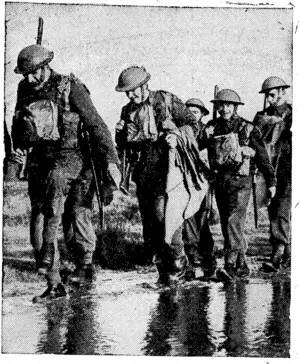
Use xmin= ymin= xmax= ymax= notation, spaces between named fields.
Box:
xmin=253 ymin=102 xmax=292 ymax=185
xmin=203 ymin=114 xmax=276 ymax=187
xmin=12 ymin=70 xmax=118 ymax=168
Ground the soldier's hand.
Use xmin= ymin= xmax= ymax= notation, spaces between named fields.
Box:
xmin=165 ymin=134 xmax=177 ymax=149
xmin=266 ymin=186 xmax=276 ymax=206
xmin=12 ymin=148 xmax=26 ymax=164
xmin=268 ymin=186 xmax=276 ymax=199
xmin=241 ymin=146 xmax=256 ymax=158
xmin=205 ymin=125 xmax=214 ymax=139
xmin=116 ymin=119 xmax=125 ymax=131
xmin=108 ymin=163 xmax=122 ymax=189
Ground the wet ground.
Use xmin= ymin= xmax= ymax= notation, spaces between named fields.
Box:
xmin=2 ymin=266 xmax=290 ymax=356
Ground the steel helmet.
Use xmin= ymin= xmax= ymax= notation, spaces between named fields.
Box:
xmin=14 ymin=44 xmax=54 ymax=75
xmin=185 ymin=98 xmax=209 ymax=115
xmin=115 ymin=66 xmax=151 ymax=92
xmin=259 ymin=76 xmax=290 ymax=93
xmin=210 ymin=89 xmax=244 ymax=105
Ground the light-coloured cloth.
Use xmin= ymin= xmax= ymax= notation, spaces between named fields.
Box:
xmin=27 ymin=99 xmax=60 ymax=140
xmin=164 ymin=126 xmax=209 ymax=245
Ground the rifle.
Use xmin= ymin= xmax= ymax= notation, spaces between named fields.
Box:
xmin=213 ymin=84 xmax=219 ymax=121
xmin=252 ymin=93 xmax=267 ymax=229
xmin=17 ymin=17 xmax=44 ymax=180
xmin=207 ymin=85 xmax=219 ymax=222
xmin=84 ymin=129 xmax=105 ymax=231
xmin=120 ymin=149 xmax=131 ymax=195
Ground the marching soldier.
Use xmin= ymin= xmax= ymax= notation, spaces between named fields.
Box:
xmin=12 ymin=44 xmax=121 ymax=301
xmin=115 ymin=66 xmax=207 ymax=284
xmin=203 ymin=89 xmax=276 ymax=282
xmin=182 ymin=98 xmax=217 ymax=279
xmin=253 ymin=77 xmax=292 ymax=272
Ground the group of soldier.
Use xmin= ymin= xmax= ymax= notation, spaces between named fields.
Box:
xmin=9 ymin=43 xmax=292 ymax=301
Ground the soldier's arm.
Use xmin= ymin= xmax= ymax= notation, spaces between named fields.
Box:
xmin=167 ymin=93 xmax=198 ymax=134
xmin=11 ymin=82 xmax=39 ymax=151
xmin=69 ymin=80 xmax=119 ymax=164
xmin=249 ymin=126 xmax=276 ymax=187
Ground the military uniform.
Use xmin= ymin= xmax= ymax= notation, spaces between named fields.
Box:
xmin=182 ymin=99 xmax=216 ymax=277
xmin=204 ymin=113 xmax=276 ymax=273
xmin=253 ymin=102 xmax=292 ymax=264
xmin=116 ymin=89 xmax=198 ymax=280
xmin=12 ymin=69 xmax=118 ymax=290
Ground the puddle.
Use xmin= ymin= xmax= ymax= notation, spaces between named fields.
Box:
xmin=2 ymin=270 xmax=290 ymax=356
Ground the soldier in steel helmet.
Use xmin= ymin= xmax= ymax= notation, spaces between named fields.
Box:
xmin=253 ymin=77 xmax=292 ymax=272
xmin=11 ymin=44 xmax=121 ymax=301
xmin=202 ymin=89 xmax=276 ymax=282
xmin=115 ymin=66 xmax=206 ymax=285
xmin=182 ymin=98 xmax=217 ymax=279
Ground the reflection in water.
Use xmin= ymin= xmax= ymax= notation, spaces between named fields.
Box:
xmin=3 ymin=277 xmax=290 ymax=356
xmin=262 ymin=279 xmax=290 ymax=357
xmin=143 ymin=279 xmax=290 ymax=357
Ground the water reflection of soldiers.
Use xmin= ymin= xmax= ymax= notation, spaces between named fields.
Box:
xmin=263 ymin=279 xmax=290 ymax=357
xmin=203 ymin=89 xmax=276 ymax=282
xmin=221 ymin=281 xmax=248 ymax=356
xmin=253 ymin=77 xmax=292 ymax=272
xmin=11 ymin=45 xmax=120 ymax=300
xmin=143 ymin=287 xmax=214 ymax=356
xmin=115 ymin=66 xmax=206 ymax=284
xmin=182 ymin=98 xmax=216 ymax=279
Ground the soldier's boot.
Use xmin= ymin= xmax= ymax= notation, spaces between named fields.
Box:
xmin=168 ymin=255 xmax=188 ymax=284
xmin=69 ymin=251 xmax=94 ymax=285
xmin=235 ymin=253 xmax=250 ymax=278
xmin=202 ymin=255 xmax=217 ymax=279
xmin=185 ymin=263 xmax=196 ymax=280
xmin=32 ymin=283 xmax=68 ymax=303
xmin=282 ymin=245 xmax=291 ymax=269
xmin=154 ymin=257 xmax=170 ymax=286
xmin=60 ymin=260 xmax=75 ymax=284
xmin=262 ymin=243 xmax=285 ymax=272
xmin=216 ymin=263 xmax=235 ymax=283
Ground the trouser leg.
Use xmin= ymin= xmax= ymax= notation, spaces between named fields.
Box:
xmin=41 ymin=169 xmax=69 ymax=286
xmin=215 ymin=177 xmax=251 ymax=269
xmin=29 ymin=207 xmax=44 ymax=266
xmin=136 ymin=185 xmax=156 ymax=263
xmin=70 ymin=169 xmax=96 ymax=266
xmin=154 ymin=194 xmax=186 ymax=280
xmin=268 ymin=181 xmax=291 ymax=267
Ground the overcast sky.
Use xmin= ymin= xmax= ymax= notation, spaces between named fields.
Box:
xmin=5 ymin=1 xmax=293 ymax=136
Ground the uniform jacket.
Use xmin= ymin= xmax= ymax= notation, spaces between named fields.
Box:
xmin=12 ymin=70 xmax=118 ymax=169
xmin=253 ymin=102 xmax=292 ymax=184
xmin=203 ymin=114 xmax=276 ymax=188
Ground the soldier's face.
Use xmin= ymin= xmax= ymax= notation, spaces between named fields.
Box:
xmin=218 ymin=102 xmax=235 ymax=120
xmin=25 ymin=67 xmax=49 ymax=90
xmin=26 ymin=68 xmax=43 ymax=85
xmin=187 ymin=106 xmax=204 ymax=123
xmin=266 ymin=88 xmax=285 ymax=107
xmin=126 ymin=87 xmax=143 ymax=104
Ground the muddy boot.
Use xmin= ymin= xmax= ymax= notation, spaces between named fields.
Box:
xmin=216 ymin=264 xmax=235 ymax=283
xmin=202 ymin=255 xmax=217 ymax=279
xmin=262 ymin=244 xmax=285 ymax=273
xmin=69 ymin=264 xmax=94 ymax=285
xmin=32 ymin=283 xmax=68 ymax=303
xmin=37 ymin=256 xmax=52 ymax=276
xmin=236 ymin=263 xmax=250 ymax=277
xmin=272 ymin=244 xmax=285 ymax=269
xmin=60 ymin=260 xmax=75 ymax=284
xmin=235 ymin=253 xmax=250 ymax=277
xmin=282 ymin=245 xmax=291 ymax=269
xmin=168 ymin=255 xmax=188 ymax=284
xmin=185 ymin=263 xmax=196 ymax=280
